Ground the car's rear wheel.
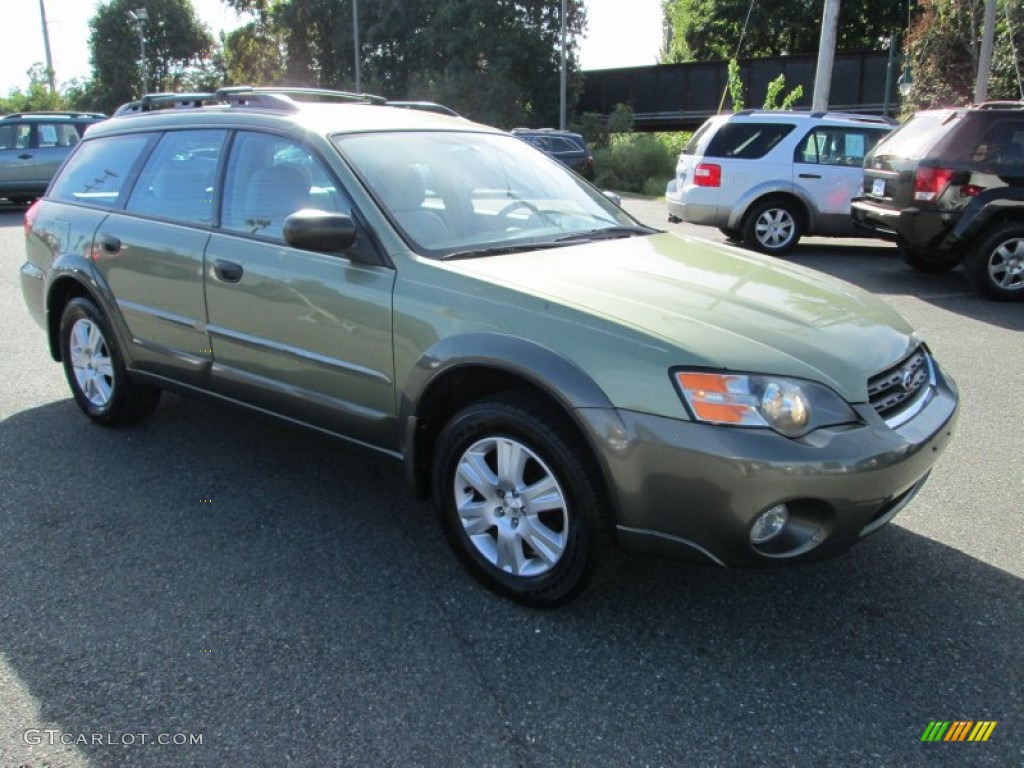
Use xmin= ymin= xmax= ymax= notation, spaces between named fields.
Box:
xmin=964 ymin=224 xmax=1024 ymax=301
xmin=899 ymin=244 xmax=959 ymax=273
xmin=718 ymin=226 xmax=742 ymax=242
xmin=742 ymin=198 xmax=802 ymax=254
xmin=59 ymin=297 xmax=161 ymax=425
xmin=433 ymin=392 xmax=609 ymax=607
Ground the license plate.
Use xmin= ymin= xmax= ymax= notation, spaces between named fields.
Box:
xmin=871 ymin=178 xmax=886 ymax=197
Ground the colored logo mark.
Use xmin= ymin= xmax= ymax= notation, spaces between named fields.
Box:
xmin=921 ymin=721 xmax=997 ymax=742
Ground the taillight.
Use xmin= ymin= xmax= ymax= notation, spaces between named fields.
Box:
xmin=693 ymin=163 xmax=721 ymax=187
xmin=913 ymin=167 xmax=955 ymax=202
xmin=23 ymin=199 xmax=40 ymax=237
xmin=961 ymin=184 xmax=983 ymax=197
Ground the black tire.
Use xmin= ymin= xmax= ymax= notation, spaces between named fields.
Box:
xmin=899 ymin=244 xmax=959 ymax=273
xmin=742 ymin=198 xmax=803 ymax=255
xmin=963 ymin=223 xmax=1024 ymax=301
xmin=59 ymin=297 xmax=161 ymax=425
xmin=433 ymin=392 xmax=611 ymax=607
xmin=718 ymin=226 xmax=742 ymax=242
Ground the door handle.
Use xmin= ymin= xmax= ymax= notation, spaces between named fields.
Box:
xmin=798 ymin=173 xmax=822 ymax=179
xmin=214 ymin=259 xmax=244 ymax=283
xmin=18 ymin=153 xmax=33 ymax=160
xmin=98 ymin=234 xmax=121 ymax=254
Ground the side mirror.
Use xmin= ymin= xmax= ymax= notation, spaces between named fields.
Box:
xmin=283 ymin=209 xmax=357 ymax=253
xmin=603 ymin=191 xmax=622 ymax=207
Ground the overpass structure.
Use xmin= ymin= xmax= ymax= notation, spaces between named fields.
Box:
xmin=577 ymin=50 xmax=896 ymax=131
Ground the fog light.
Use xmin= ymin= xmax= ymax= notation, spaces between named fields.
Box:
xmin=750 ymin=504 xmax=789 ymax=544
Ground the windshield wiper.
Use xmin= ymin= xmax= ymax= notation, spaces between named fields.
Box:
xmin=553 ymin=225 xmax=658 ymax=243
xmin=441 ymin=241 xmax=576 ymax=261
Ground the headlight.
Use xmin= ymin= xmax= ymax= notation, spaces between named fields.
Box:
xmin=672 ymin=370 xmax=858 ymax=437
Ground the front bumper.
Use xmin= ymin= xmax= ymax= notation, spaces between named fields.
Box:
xmin=579 ymin=363 xmax=958 ymax=566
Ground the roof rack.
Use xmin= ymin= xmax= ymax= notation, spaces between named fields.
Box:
xmin=113 ymin=85 xmax=388 ymax=116
xmin=2 ymin=111 xmax=106 ymax=119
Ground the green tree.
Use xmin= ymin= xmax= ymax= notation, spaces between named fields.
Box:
xmin=662 ymin=0 xmax=904 ymax=61
xmin=904 ymin=0 xmax=1024 ymax=110
xmin=88 ymin=0 xmax=214 ymax=111
xmin=223 ymin=23 xmax=286 ymax=85
xmin=0 ymin=64 xmax=67 ymax=113
xmin=222 ymin=0 xmax=587 ymax=128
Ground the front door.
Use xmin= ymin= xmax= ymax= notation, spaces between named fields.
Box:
xmin=204 ymin=131 xmax=397 ymax=449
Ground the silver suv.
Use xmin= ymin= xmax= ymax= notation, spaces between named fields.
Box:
xmin=666 ymin=110 xmax=893 ymax=254
xmin=0 ymin=111 xmax=106 ymax=205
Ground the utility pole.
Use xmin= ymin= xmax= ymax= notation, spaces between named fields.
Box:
xmin=974 ymin=0 xmax=997 ymax=103
xmin=559 ymin=0 xmax=567 ymax=130
xmin=812 ymin=0 xmax=841 ymax=112
xmin=38 ymin=0 xmax=56 ymax=92
xmin=353 ymin=0 xmax=361 ymax=93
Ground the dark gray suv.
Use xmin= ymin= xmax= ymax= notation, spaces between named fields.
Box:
xmin=0 ymin=111 xmax=106 ymax=205
xmin=851 ymin=102 xmax=1024 ymax=300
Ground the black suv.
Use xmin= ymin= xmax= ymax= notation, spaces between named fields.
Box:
xmin=0 ymin=111 xmax=106 ymax=204
xmin=511 ymin=128 xmax=594 ymax=179
xmin=851 ymin=102 xmax=1024 ymax=301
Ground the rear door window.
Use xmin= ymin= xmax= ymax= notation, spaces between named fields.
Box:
xmin=796 ymin=127 xmax=889 ymax=167
xmin=126 ymin=130 xmax=226 ymax=225
xmin=705 ymin=123 xmax=795 ymax=159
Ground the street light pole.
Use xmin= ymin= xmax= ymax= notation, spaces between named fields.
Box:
xmin=128 ymin=8 xmax=149 ymax=95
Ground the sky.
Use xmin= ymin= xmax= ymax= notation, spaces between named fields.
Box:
xmin=0 ymin=0 xmax=664 ymax=95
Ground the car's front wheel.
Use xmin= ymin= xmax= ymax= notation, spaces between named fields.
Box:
xmin=59 ymin=297 xmax=161 ymax=425
xmin=965 ymin=224 xmax=1024 ymax=301
xmin=742 ymin=198 xmax=802 ymax=254
xmin=433 ymin=392 xmax=609 ymax=607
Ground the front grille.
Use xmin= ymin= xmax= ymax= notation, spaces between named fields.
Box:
xmin=868 ymin=347 xmax=932 ymax=422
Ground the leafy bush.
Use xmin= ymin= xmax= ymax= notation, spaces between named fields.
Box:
xmin=593 ymin=133 xmax=676 ymax=195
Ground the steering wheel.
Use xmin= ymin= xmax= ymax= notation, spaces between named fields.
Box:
xmin=496 ymin=199 xmax=558 ymax=227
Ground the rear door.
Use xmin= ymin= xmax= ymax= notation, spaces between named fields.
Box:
xmin=793 ymin=125 xmax=890 ymax=234
xmin=31 ymin=121 xmax=83 ymax=185
xmin=90 ymin=129 xmax=225 ymax=384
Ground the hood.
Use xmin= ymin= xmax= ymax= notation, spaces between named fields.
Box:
xmin=442 ymin=233 xmax=916 ymax=401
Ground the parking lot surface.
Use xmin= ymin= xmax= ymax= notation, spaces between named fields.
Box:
xmin=1 ymin=198 xmax=1021 ymax=767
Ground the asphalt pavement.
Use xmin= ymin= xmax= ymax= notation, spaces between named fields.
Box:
xmin=1 ymin=198 xmax=1021 ymax=767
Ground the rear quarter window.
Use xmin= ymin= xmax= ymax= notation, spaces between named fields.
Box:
xmin=49 ymin=134 xmax=153 ymax=208
xmin=705 ymin=123 xmax=796 ymax=160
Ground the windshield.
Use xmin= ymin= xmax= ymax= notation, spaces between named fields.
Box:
xmin=333 ymin=131 xmax=647 ymax=258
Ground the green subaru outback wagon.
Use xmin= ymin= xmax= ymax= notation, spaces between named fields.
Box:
xmin=19 ymin=87 xmax=958 ymax=605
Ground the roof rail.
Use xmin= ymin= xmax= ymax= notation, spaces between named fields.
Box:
xmin=113 ymin=85 xmax=389 ymax=117
xmin=218 ymin=85 xmax=387 ymax=105
xmin=973 ymin=100 xmax=1024 ymax=110
xmin=384 ymin=100 xmax=461 ymax=117
xmin=2 ymin=111 xmax=107 ymax=119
